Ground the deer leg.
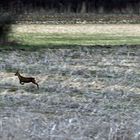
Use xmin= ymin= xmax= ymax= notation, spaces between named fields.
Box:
xmin=32 ymin=81 xmax=39 ymax=89
xmin=35 ymin=83 xmax=39 ymax=89
xmin=20 ymin=81 xmax=24 ymax=85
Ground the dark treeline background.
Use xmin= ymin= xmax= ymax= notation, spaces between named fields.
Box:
xmin=0 ymin=0 xmax=140 ymax=14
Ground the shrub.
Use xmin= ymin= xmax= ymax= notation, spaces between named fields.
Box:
xmin=0 ymin=13 xmax=13 ymax=43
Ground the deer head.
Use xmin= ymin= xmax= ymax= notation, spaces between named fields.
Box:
xmin=15 ymin=70 xmax=20 ymax=76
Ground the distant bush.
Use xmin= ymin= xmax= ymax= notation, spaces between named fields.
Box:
xmin=0 ymin=13 xmax=13 ymax=44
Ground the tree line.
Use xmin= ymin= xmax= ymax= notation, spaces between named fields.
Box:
xmin=0 ymin=0 xmax=140 ymax=14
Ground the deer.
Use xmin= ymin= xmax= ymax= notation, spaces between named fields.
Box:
xmin=15 ymin=70 xmax=39 ymax=89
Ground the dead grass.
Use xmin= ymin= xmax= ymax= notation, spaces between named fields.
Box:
xmin=12 ymin=24 xmax=140 ymax=36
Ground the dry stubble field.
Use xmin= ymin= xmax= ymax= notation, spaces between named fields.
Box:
xmin=0 ymin=24 xmax=140 ymax=140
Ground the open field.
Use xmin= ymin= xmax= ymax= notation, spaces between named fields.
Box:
xmin=0 ymin=46 xmax=140 ymax=139
xmin=9 ymin=24 xmax=140 ymax=46
xmin=0 ymin=23 xmax=140 ymax=139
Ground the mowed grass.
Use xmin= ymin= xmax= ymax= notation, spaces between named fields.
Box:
xmin=10 ymin=24 xmax=140 ymax=46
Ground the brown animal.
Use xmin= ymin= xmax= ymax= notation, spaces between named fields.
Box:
xmin=15 ymin=70 xmax=39 ymax=89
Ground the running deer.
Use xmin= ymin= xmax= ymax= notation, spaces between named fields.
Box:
xmin=15 ymin=70 xmax=39 ymax=89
